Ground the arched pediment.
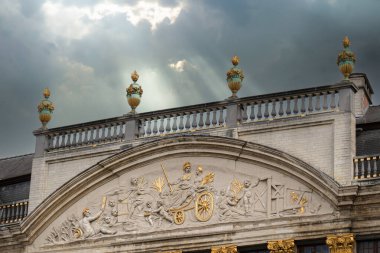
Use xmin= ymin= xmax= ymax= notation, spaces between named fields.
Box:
xmin=22 ymin=135 xmax=340 ymax=252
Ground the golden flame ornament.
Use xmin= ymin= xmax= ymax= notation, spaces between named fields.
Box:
xmin=226 ymin=56 xmax=244 ymax=98
xmin=337 ymin=36 xmax=356 ymax=80
xmin=37 ymin=88 xmax=55 ymax=129
xmin=126 ymin=70 xmax=143 ymax=114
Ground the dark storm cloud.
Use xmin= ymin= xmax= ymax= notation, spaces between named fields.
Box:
xmin=1 ymin=0 xmax=380 ymax=157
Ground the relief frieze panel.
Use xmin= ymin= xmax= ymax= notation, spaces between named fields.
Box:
xmin=44 ymin=160 xmax=334 ymax=245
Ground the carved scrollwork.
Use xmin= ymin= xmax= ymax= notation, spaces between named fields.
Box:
xmin=267 ymin=239 xmax=295 ymax=253
xmin=211 ymin=244 xmax=238 ymax=253
xmin=326 ymin=234 xmax=355 ymax=253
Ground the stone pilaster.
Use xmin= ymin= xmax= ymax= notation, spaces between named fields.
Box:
xmin=326 ymin=234 xmax=355 ymax=253
xmin=211 ymin=244 xmax=238 ymax=253
xmin=267 ymin=239 xmax=296 ymax=253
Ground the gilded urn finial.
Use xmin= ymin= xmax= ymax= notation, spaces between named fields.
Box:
xmin=337 ymin=36 xmax=356 ymax=80
xmin=37 ymin=88 xmax=55 ymax=129
xmin=226 ymin=55 xmax=244 ymax=98
xmin=126 ymin=70 xmax=143 ymax=114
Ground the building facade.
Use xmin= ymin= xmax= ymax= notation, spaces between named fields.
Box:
xmin=0 ymin=53 xmax=380 ymax=253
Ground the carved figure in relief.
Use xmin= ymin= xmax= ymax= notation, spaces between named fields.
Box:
xmin=170 ymin=162 xmax=196 ymax=208
xmin=143 ymin=201 xmax=156 ymax=226
xmin=79 ymin=207 xmax=116 ymax=238
xmin=118 ymin=177 xmax=147 ymax=218
xmin=152 ymin=200 xmax=173 ymax=225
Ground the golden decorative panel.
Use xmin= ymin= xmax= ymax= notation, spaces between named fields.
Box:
xmin=211 ymin=244 xmax=238 ymax=253
xmin=326 ymin=234 xmax=355 ymax=253
xmin=267 ymin=239 xmax=295 ymax=253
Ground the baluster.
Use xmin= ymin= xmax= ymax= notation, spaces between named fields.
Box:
xmin=119 ymin=122 xmax=125 ymax=139
xmin=218 ymin=107 xmax=224 ymax=125
xmin=263 ymin=101 xmax=269 ymax=119
xmin=257 ymin=102 xmax=262 ymax=119
xmin=111 ymin=123 xmax=118 ymax=140
xmin=315 ymin=93 xmax=321 ymax=111
xmin=165 ymin=116 xmax=171 ymax=133
xmin=191 ymin=111 xmax=198 ymax=129
xmin=360 ymin=158 xmax=365 ymax=179
xmin=307 ymin=94 xmax=314 ymax=112
xmin=95 ymin=125 xmax=101 ymax=142
xmin=271 ymin=99 xmax=277 ymax=118
xmin=293 ymin=96 xmax=299 ymax=114
xmin=60 ymin=133 xmax=66 ymax=148
xmin=70 ymin=130 xmax=76 ymax=146
xmin=139 ymin=119 xmax=145 ymax=137
xmin=205 ymin=109 xmax=211 ymax=127
xmin=300 ymin=95 xmax=306 ymax=113
xmin=172 ymin=114 xmax=178 ymax=132
xmin=178 ymin=113 xmax=184 ymax=130
xmin=24 ymin=202 xmax=29 ymax=218
xmin=159 ymin=116 xmax=165 ymax=134
xmin=66 ymin=131 xmax=72 ymax=147
xmin=82 ymin=127 xmax=88 ymax=144
xmin=285 ymin=97 xmax=291 ymax=115
xmin=146 ymin=118 xmax=152 ymax=136
xmin=354 ymin=159 xmax=359 ymax=179
xmin=322 ymin=92 xmax=328 ymax=110
xmin=15 ymin=203 xmax=19 ymax=221
xmin=199 ymin=110 xmax=204 ymax=128
xmin=278 ymin=99 xmax=284 ymax=116
xmin=99 ymin=125 xmax=106 ymax=142
xmin=237 ymin=105 xmax=242 ymax=123
xmin=367 ymin=157 xmax=372 ymax=178
xmin=152 ymin=117 xmax=158 ymax=135
xmin=48 ymin=134 xmax=54 ymax=150
xmin=330 ymin=91 xmax=336 ymax=109
xmin=212 ymin=108 xmax=217 ymax=126
xmin=185 ymin=112 xmax=191 ymax=130
xmin=242 ymin=103 xmax=248 ymax=121
xmin=374 ymin=157 xmax=378 ymax=178
xmin=106 ymin=124 xmax=112 ymax=141
xmin=249 ymin=102 xmax=256 ymax=120
xmin=89 ymin=126 xmax=95 ymax=143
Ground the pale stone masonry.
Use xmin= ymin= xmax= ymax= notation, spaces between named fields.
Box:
xmin=1 ymin=73 xmax=380 ymax=253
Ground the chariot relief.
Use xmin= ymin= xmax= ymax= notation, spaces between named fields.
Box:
xmin=45 ymin=161 xmax=331 ymax=244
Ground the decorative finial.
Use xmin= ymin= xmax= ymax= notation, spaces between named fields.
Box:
xmin=226 ymin=55 xmax=244 ymax=98
xmin=126 ymin=70 xmax=143 ymax=114
xmin=131 ymin=70 xmax=139 ymax=82
xmin=337 ymin=36 xmax=356 ymax=80
xmin=231 ymin=55 xmax=239 ymax=66
xmin=37 ymin=88 xmax=55 ymax=129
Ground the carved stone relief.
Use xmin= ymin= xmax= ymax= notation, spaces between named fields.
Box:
xmin=45 ymin=161 xmax=333 ymax=245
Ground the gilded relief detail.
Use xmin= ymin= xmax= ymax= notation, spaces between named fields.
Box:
xmin=211 ymin=244 xmax=238 ymax=253
xmin=267 ymin=239 xmax=296 ymax=253
xmin=45 ymin=161 xmax=328 ymax=244
xmin=326 ymin=234 xmax=355 ymax=253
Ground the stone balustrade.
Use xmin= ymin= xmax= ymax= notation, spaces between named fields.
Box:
xmin=33 ymin=81 xmax=357 ymax=154
xmin=0 ymin=200 xmax=29 ymax=224
xmin=353 ymin=155 xmax=380 ymax=180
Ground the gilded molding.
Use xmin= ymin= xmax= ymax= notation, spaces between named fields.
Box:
xmin=267 ymin=239 xmax=295 ymax=253
xmin=211 ymin=244 xmax=238 ymax=253
xmin=326 ymin=234 xmax=355 ymax=253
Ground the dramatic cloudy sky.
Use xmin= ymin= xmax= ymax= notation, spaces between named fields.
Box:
xmin=1 ymin=0 xmax=380 ymax=158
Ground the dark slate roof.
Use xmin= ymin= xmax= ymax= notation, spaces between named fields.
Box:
xmin=0 ymin=154 xmax=33 ymax=181
xmin=357 ymin=105 xmax=380 ymax=125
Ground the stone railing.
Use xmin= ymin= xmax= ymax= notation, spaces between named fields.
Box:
xmin=0 ymin=200 xmax=29 ymax=224
xmin=33 ymin=82 xmax=357 ymax=154
xmin=353 ymin=155 xmax=380 ymax=180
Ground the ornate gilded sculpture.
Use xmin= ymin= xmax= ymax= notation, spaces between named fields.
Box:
xmin=126 ymin=70 xmax=143 ymax=114
xmin=267 ymin=239 xmax=296 ymax=253
xmin=37 ymin=88 xmax=55 ymax=129
xmin=326 ymin=234 xmax=355 ymax=253
xmin=45 ymin=161 xmax=328 ymax=245
xmin=211 ymin=244 xmax=238 ymax=253
xmin=337 ymin=36 xmax=356 ymax=80
xmin=226 ymin=56 xmax=244 ymax=98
